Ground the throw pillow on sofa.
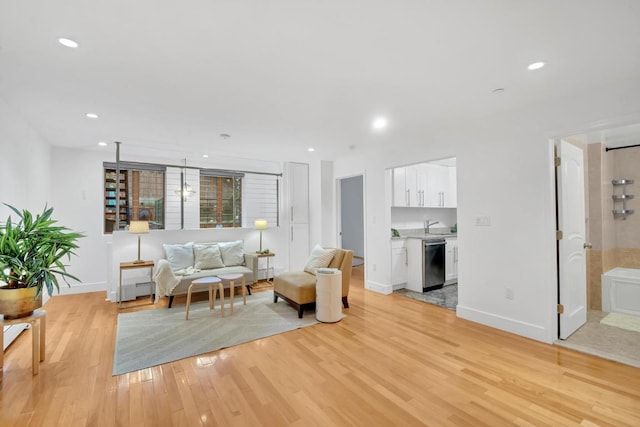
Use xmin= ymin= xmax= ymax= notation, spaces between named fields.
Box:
xmin=163 ymin=242 xmax=195 ymax=271
xmin=194 ymin=243 xmax=225 ymax=269
xmin=218 ymin=240 xmax=245 ymax=266
xmin=304 ymin=244 xmax=336 ymax=274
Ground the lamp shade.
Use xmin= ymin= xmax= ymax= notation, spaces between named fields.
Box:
xmin=129 ymin=220 xmax=149 ymax=234
xmin=254 ymin=219 xmax=268 ymax=230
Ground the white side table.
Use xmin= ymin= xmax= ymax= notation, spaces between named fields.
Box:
xmin=315 ymin=268 xmax=342 ymax=323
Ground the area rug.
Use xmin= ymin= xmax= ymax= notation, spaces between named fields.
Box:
xmin=600 ymin=312 xmax=640 ymax=333
xmin=113 ymin=291 xmax=318 ymax=375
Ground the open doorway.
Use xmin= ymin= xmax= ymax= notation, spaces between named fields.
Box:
xmin=338 ymin=175 xmax=365 ymax=267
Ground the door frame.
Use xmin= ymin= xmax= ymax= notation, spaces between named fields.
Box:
xmin=554 ymin=138 xmax=588 ymax=339
xmin=336 ymin=172 xmax=367 ymax=264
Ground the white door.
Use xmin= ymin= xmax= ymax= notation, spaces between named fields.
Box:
xmin=557 ymin=139 xmax=587 ymax=339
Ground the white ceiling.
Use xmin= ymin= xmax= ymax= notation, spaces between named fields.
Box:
xmin=1 ymin=1 xmax=640 ymax=162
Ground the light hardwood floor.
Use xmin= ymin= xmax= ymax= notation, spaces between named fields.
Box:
xmin=1 ymin=266 xmax=640 ymax=426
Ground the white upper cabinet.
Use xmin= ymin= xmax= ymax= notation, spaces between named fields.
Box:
xmin=392 ymin=167 xmax=408 ymax=207
xmin=392 ymin=160 xmax=457 ymax=208
xmin=425 ymin=164 xmax=457 ymax=208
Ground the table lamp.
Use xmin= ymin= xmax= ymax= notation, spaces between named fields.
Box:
xmin=129 ymin=221 xmax=149 ymax=263
xmin=254 ymin=219 xmax=268 ymax=253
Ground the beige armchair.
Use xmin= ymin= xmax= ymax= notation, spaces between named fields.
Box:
xmin=273 ymin=248 xmax=353 ymax=318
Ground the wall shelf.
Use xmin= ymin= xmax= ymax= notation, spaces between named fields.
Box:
xmin=612 ymin=179 xmax=634 ymax=220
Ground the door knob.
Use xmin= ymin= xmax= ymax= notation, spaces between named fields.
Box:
xmin=583 ymin=242 xmax=593 ymax=249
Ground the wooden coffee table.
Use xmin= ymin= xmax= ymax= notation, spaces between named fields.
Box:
xmin=185 ymin=277 xmax=224 ymax=320
xmin=217 ymin=273 xmax=247 ymax=314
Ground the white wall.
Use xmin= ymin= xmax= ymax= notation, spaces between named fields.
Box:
xmin=333 ymin=77 xmax=640 ymax=344
xmin=0 ymin=98 xmax=53 ymax=304
xmin=0 ymin=98 xmax=51 ymax=217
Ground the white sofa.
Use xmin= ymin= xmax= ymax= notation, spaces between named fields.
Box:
xmin=153 ymin=240 xmax=258 ymax=308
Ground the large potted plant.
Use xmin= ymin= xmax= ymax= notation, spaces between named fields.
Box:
xmin=0 ymin=204 xmax=84 ymax=319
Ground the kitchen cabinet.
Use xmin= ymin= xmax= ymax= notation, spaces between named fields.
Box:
xmin=392 ymin=166 xmax=418 ymax=207
xmin=425 ymin=164 xmax=457 ymax=208
xmin=392 ymin=163 xmax=456 ymax=208
xmin=286 ymin=162 xmax=310 ymax=270
xmin=406 ymin=238 xmax=423 ymax=292
xmin=392 ymin=167 xmax=408 ymax=206
xmin=391 ymin=239 xmax=408 ymax=286
xmin=445 ymin=237 xmax=458 ymax=283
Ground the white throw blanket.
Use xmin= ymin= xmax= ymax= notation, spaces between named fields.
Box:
xmin=152 ymin=260 xmax=201 ymax=303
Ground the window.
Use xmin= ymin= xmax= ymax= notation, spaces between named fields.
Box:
xmin=104 ymin=163 xmax=165 ymax=233
xmin=200 ymin=175 xmax=242 ymax=228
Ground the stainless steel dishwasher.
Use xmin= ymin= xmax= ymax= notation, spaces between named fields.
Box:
xmin=423 ymin=239 xmax=446 ymax=292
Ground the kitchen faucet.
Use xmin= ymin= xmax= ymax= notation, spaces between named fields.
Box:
xmin=424 ymin=219 xmax=439 ymax=234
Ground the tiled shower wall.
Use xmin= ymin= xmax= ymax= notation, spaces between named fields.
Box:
xmin=587 ymin=143 xmax=640 ymax=310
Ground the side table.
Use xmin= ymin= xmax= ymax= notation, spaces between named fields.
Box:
xmin=256 ymin=252 xmax=275 ymax=282
xmin=316 ymin=268 xmax=342 ymax=323
xmin=1 ymin=309 xmax=46 ymax=387
xmin=119 ymin=260 xmax=155 ymax=307
xmin=186 ymin=277 xmax=224 ymax=320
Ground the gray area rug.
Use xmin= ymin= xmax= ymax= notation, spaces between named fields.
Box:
xmin=554 ymin=310 xmax=640 ymax=368
xmin=113 ymin=291 xmax=318 ymax=375
xmin=394 ymin=284 xmax=458 ymax=310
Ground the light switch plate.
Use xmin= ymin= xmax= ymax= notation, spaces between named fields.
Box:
xmin=475 ymin=216 xmax=491 ymax=226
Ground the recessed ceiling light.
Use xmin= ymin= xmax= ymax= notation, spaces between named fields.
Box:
xmin=492 ymin=88 xmax=505 ymax=94
xmin=86 ymin=113 xmax=98 ymax=119
xmin=372 ymin=117 xmax=388 ymax=130
xmin=220 ymin=133 xmax=231 ymax=139
xmin=98 ymin=141 xmax=107 ymax=147
xmin=307 ymin=148 xmax=315 ymax=152
xmin=58 ymin=38 xmax=79 ymax=49
xmin=202 ymin=154 xmax=209 ymax=158
xmin=527 ymin=61 xmax=546 ymax=70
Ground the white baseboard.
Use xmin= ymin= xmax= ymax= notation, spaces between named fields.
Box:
xmin=456 ymin=305 xmax=550 ymax=343
xmin=392 ymin=283 xmax=406 ymax=291
xmin=366 ymin=280 xmax=393 ymax=295
xmin=57 ymin=281 xmax=106 ymax=296
xmin=3 ymin=324 xmax=28 ymax=350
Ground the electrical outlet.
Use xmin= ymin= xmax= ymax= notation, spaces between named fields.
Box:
xmin=505 ymin=287 xmax=514 ymax=300
xmin=372 ymin=263 xmax=377 ymax=272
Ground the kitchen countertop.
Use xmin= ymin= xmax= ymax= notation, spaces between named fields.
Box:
xmin=391 ymin=228 xmax=457 ymax=240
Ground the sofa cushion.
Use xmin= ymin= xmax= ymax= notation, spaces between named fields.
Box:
xmin=218 ymin=240 xmax=244 ymax=266
xmin=194 ymin=243 xmax=224 ymax=269
xmin=163 ymin=242 xmax=194 ymax=271
xmin=304 ymin=244 xmax=336 ymax=274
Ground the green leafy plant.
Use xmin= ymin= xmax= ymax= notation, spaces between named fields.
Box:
xmin=0 ymin=204 xmax=84 ymax=297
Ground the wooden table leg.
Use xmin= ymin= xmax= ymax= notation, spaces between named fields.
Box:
xmin=32 ymin=319 xmax=40 ymax=376
xmin=241 ymin=275 xmax=247 ymax=305
xmin=40 ymin=314 xmax=46 ymax=362
xmin=185 ymin=284 xmax=194 ymax=320
xmin=218 ymin=283 xmax=224 ymax=317
xmin=0 ymin=328 xmax=4 ymax=387
xmin=230 ymin=280 xmax=235 ymax=314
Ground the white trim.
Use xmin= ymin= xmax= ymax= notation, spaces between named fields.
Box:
xmin=366 ymin=280 xmax=392 ymax=295
xmin=3 ymin=324 xmax=28 ymax=350
xmin=57 ymin=281 xmax=106 ymax=296
xmin=456 ymin=305 xmax=550 ymax=343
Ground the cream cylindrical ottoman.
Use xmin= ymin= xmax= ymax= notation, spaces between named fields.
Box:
xmin=315 ymin=268 xmax=342 ymax=323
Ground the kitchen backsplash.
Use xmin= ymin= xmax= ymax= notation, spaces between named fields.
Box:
xmin=391 ymin=206 xmax=457 ymax=232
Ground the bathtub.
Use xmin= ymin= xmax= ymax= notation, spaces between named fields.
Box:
xmin=602 ymin=268 xmax=640 ymax=316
